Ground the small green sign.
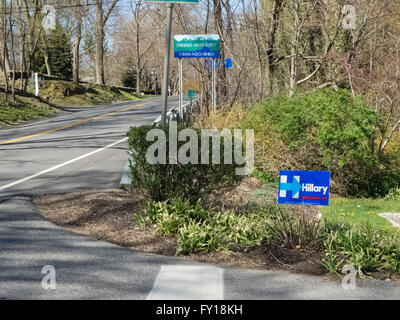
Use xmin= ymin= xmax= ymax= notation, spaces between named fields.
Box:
xmin=188 ymin=90 xmax=196 ymax=99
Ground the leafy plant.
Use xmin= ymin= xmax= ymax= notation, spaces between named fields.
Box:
xmin=139 ymin=198 xmax=279 ymax=255
xmin=385 ymin=187 xmax=400 ymax=201
xmin=127 ymin=124 xmax=240 ymax=203
xmin=267 ymin=210 xmax=323 ymax=250
xmin=322 ymin=222 xmax=400 ymax=276
xmin=241 ymin=89 xmax=400 ymax=197
xmin=136 ymin=198 xmax=400 ymax=278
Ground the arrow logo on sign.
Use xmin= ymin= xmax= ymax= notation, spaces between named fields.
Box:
xmin=280 ymin=176 xmax=301 ymax=199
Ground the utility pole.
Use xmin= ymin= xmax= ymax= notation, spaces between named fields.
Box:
xmin=161 ymin=3 xmax=174 ymax=126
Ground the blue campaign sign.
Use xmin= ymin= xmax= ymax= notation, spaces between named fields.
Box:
xmin=278 ymin=170 xmax=331 ymax=206
xmin=225 ymin=58 xmax=232 ymax=68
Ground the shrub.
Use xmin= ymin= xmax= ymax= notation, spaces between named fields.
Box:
xmin=127 ymin=124 xmax=240 ymax=203
xmin=241 ymin=88 xmax=400 ymax=197
xmin=385 ymin=187 xmax=400 ymax=201
xmin=322 ymin=222 xmax=400 ymax=276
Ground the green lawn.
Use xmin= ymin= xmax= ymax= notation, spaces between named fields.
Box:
xmin=0 ymin=81 xmax=158 ymax=127
xmin=0 ymin=99 xmax=57 ymax=127
xmin=320 ymin=197 xmax=400 ymax=231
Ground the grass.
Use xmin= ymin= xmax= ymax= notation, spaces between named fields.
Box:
xmin=0 ymin=97 xmax=58 ymax=127
xmin=0 ymin=79 xmax=157 ymax=127
xmin=38 ymin=80 xmax=146 ymax=106
xmin=320 ymin=197 xmax=400 ymax=231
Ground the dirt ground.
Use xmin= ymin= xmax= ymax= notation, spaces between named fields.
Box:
xmin=34 ymin=180 xmax=398 ymax=281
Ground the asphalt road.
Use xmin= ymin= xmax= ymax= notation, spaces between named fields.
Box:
xmin=1 ymin=197 xmax=399 ymax=300
xmin=1 ymin=97 xmax=399 ymax=300
xmin=0 ymin=97 xmax=177 ymax=202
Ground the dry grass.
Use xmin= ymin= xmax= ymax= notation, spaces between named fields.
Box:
xmin=194 ymin=103 xmax=246 ymax=129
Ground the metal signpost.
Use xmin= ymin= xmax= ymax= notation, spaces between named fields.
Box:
xmin=225 ymin=58 xmax=232 ymax=96
xmin=179 ymin=58 xmax=183 ymax=120
xmin=212 ymin=59 xmax=216 ymax=114
xmin=174 ymin=34 xmax=220 ymax=120
xmin=145 ymin=0 xmax=199 ymax=126
xmin=278 ymin=170 xmax=331 ymax=206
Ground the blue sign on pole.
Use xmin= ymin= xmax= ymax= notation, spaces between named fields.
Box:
xmin=278 ymin=170 xmax=331 ymax=206
xmin=225 ymin=58 xmax=232 ymax=68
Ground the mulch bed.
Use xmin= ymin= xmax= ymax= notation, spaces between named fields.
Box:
xmin=34 ymin=183 xmax=399 ymax=282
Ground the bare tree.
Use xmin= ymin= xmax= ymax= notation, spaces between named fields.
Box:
xmin=72 ymin=0 xmax=84 ymax=83
xmin=95 ymin=0 xmax=119 ymax=85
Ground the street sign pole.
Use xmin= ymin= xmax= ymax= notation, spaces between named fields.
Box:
xmin=226 ymin=66 xmax=229 ymax=97
xmin=212 ymin=58 xmax=216 ymax=115
xmin=161 ymin=3 xmax=174 ymax=126
xmin=179 ymin=58 xmax=183 ymax=121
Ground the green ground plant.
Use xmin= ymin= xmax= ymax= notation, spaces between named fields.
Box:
xmin=139 ymin=198 xmax=280 ymax=254
xmin=385 ymin=187 xmax=400 ymax=201
xmin=135 ymin=198 xmax=400 ymax=277
xmin=322 ymin=222 xmax=400 ymax=276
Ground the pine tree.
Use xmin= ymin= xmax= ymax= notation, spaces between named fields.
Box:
xmin=35 ymin=21 xmax=73 ymax=79
xmin=47 ymin=21 xmax=73 ymax=79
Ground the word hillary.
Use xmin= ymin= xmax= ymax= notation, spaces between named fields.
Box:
xmin=146 ymin=122 xmax=254 ymax=176
xmin=302 ymin=184 xmax=328 ymax=195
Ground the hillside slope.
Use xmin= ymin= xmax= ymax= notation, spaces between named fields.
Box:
xmin=0 ymin=80 xmax=153 ymax=128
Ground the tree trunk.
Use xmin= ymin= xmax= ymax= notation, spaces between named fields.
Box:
xmin=73 ymin=7 xmax=82 ymax=84
xmin=265 ymin=0 xmax=283 ymax=96
xmin=213 ymin=0 xmax=226 ymax=104
xmin=289 ymin=0 xmax=301 ymax=98
xmin=96 ymin=1 xmax=105 ymax=85
xmin=43 ymin=51 xmax=52 ymax=76
xmin=0 ymin=0 xmax=9 ymax=101
xmin=136 ymin=17 xmax=140 ymax=94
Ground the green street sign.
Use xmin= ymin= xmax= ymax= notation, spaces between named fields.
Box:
xmin=145 ymin=0 xmax=198 ymax=2
xmin=174 ymin=35 xmax=220 ymax=58
xmin=188 ymin=90 xmax=196 ymax=99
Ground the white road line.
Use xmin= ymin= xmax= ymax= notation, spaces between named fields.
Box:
xmin=0 ymin=137 xmax=128 ymax=192
xmin=146 ymin=265 xmax=224 ymax=300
